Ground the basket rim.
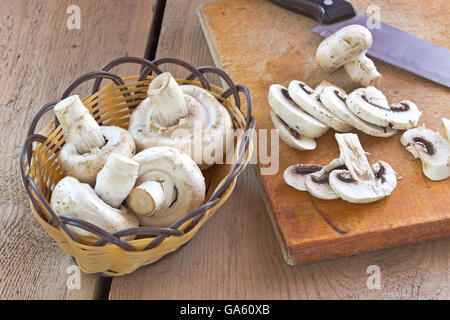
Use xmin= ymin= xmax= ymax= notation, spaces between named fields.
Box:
xmin=19 ymin=56 xmax=256 ymax=253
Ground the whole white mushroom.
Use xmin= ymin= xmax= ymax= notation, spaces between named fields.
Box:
xmin=316 ymin=25 xmax=381 ymax=87
xmin=128 ymin=73 xmax=234 ymax=169
xmin=50 ymin=176 xmax=139 ymax=240
xmin=127 ymin=146 xmax=206 ymax=227
xmin=55 ymin=95 xmax=136 ymax=186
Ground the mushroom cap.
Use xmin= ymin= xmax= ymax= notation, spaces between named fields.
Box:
xmin=94 ymin=152 xmax=140 ymax=208
xmin=329 ymin=160 xmax=397 ymax=203
xmin=400 ymin=126 xmax=450 ymax=181
xmin=316 ymin=25 xmax=373 ymax=72
xmin=132 ymin=146 xmax=206 ymax=227
xmin=50 ymin=176 xmax=139 ymax=239
xmin=270 ymin=111 xmax=317 ymax=151
xmin=284 ymin=164 xmax=323 ymax=191
xmin=59 ymin=126 xmax=136 ymax=186
xmin=320 ymin=85 xmax=397 ymax=137
xmin=304 ymin=158 xmax=347 ymax=200
xmin=347 ymin=87 xmax=421 ymax=130
xmin=268 ymin=84 xmax=329 ymax=138
xmin=128 ymin=85 xmax=234 ymax=169
xmin=288 ymin=80 xmax=353 ymax=132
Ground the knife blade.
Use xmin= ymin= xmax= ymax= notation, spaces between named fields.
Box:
xmin=270 ymin=0 xmax=450 ymax=87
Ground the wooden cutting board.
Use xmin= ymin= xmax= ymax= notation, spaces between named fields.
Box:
xmin=199 ymin=0 xmax=450 ymax=264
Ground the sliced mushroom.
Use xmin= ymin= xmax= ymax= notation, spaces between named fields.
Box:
xmin=55 ymin=95 xmax=136 ymax=186
xmin=316 ymin=25 xmax=381 ymax=86
xmin=305 ymin=159 xmax=347 ymax=200
xmin=400 ymin=126 xmax=450 ymax=181
xmin=328 ymin=133 xmax=397 ymax=203
xmin=314 ymin=80 xmax=334 ymax=95
xmin=127 ymin=146 xmax=205 ymax=227
xmin=288 ymin=80 xmax=353 ymax=132
xmin=270 ymin=111 xmax=317 ymax=151
xmin=94 ymin=153 xmax=139 ymax=208
xmin=442 ymin=118 xmax=450 ymax=142
xmin=346 ymin=86 xmax=421 ymax=130
xmin=284 ymin=164 xmax=323 ymax=191
xmin=320 ymin=85 xmax=398 ymax=137
xmin=50 ymin=176 xmax=139 ymax=240
xmin=268 ymin=84 xmax=329 ymax=138
xmin=128 ymin=73 xmax=234 ymax=169
xmin=285 ymin=159 xmax=347 ymax=199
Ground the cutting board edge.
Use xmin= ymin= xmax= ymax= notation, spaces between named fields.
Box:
xmin=200 ymin=4 xmax=298 ymax=265
xmin=198 ymin=5 xmax=224 ymax=79
xmin=252 ymin=165 xmax=297 ymax=265
xmin=256 ymin=164 xmax=450 ymax=265
xmin=288 ymin=223 xmax=450 ymax=265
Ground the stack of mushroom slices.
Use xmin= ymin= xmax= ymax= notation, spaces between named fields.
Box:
xmin=268 ymin=80 xmax=421 ymax=151
xmin=284 ymin=133 xmax=397 ymax=204
xmin=49 ymin=72 xmax=235 ymax=240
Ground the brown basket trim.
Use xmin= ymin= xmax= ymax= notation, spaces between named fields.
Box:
xmin=143 ymin=198 xmax=221 ymax=250
xmin=187 ymin=66 xmax=241 ymax=110
xmin=19 ymin=56 xmax=255 ymax=253
xmin=148 ymin=57 xmax=211 ymax=90
xmin=61 ymin=71 xmax=133 ymax=127
xmin=62 ymin=71 xmax=126 ymax=99
xmin=20 ymin=136 xmax=81 ymax=243
xmin=27 ymin=101 xmax=58 ymax=138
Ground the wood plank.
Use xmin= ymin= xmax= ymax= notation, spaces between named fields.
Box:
xmin=109 ymin=0 xmax=449 ymax=300
xmin=151 ymin=0 xmax=219 ymax=83
xmin=0 ymin=0 xmax=154 ymax=299
xmin=199 ymin=0 xmax=450 ymax=265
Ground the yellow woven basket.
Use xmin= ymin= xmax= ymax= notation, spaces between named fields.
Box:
xmin=19 ymin=57 xmax=255 ymax=276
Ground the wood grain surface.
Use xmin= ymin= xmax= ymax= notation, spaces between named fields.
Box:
xmin=108 ymin=0 xmax=449 ymax=300
xmin=199 ymin=0 xmax=450 ymax=265
xmin=0 ymin=0 xmax=154 ymax=299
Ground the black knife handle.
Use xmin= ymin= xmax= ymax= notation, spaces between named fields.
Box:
xmin=270 ymin=0 xmax=356 ymax=24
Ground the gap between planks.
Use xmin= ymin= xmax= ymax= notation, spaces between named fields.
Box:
xmin=94 ymin=0 xmax=167 ymax=300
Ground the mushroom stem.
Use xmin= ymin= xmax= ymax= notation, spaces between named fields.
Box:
xmin=50 ymin=177 xmax=139 ymax=240
xmin=328 ymin=133 xmax=397 ymax=203
xmin=94 ymin=153 xmax=139 ymax=208
xmin=344 ymin=55 xmax=382 ymax=87
xmin=335 ymin=133 xmax=374 ymax=181
xmin=148 ymin=72 xmax=188 ymax=127
xmin=127 ymin=180 xmax=167 ymax=216
xmin=54 ymin=95 xmax=105 ymax=154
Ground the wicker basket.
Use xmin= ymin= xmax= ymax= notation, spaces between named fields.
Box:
xmin=19 ymin=57 xmax=255 ymax=276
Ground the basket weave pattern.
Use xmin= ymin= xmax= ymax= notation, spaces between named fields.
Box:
xmin=19 ymin=57 xmax=255 ymax=276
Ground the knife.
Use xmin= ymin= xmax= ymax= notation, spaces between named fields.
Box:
xmin=269 ymin=0 xmax=450 ymax=87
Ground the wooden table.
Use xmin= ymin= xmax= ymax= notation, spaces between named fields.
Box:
xmin=1 ymin=0 xmax=448 ymax=300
